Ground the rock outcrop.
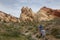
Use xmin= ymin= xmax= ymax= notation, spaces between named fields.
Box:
xmin=0 ymin=6 xmax=60 ymax=22
xmin=20 ymin=7 xmax=36 ymax=22
xmin=20 ymin=6 xmax=60 ymax=22
xmin=0 ymin=11 xmax=20 ymax=23
xmin=37 ymin=7 xmax=60 ymax=21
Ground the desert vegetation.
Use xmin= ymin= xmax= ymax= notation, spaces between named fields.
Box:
xmin=0 ymin=18 xmax=60 ymax=40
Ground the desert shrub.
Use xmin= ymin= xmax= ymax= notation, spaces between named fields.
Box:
xmin=0 ymin=22 xmax=21 ymax=37
xmin=26 ymin=35 xmax=35 ymax=40
xmin=36 ymin=34 xmax=41 ymax=39
xmin=51 ymin=28 xmax=60 ymax=38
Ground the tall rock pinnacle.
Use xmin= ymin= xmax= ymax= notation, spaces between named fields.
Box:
xmin=20 ymin=7 xmax=36 ymax=22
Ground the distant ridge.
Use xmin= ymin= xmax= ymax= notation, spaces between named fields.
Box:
xmin=0 ymin=6 xmax=60 ymax=22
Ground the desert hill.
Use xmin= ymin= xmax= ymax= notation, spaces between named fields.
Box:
xmin=0 ymin=7 xmax=60 ymax=40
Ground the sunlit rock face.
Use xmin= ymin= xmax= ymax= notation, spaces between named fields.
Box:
xmin=0 ymin=7 xmax=60 ymax=23
xmin=20 ymin=7 xmax=36 ymax=22
xmin=37 ymin=7 xmax=60 ymax=21
xmin=19 ymin=6 xmax=60 ymax=22
xmin=0 ymin=11 xmax=19 ymax=23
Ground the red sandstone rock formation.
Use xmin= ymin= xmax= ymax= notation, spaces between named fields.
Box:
xmin=40 ymin=7 xmax=60 ymax=17
xmin=0 ymin=6 xmax=60 ymax=22
xmin=37 ymin=7 xmax=60 ymax=21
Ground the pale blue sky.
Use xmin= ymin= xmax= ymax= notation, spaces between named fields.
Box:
xmin=0 ymin=0 xmax=60 ymax=17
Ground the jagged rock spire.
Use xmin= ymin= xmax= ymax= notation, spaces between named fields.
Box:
xmin=20 ymin=7 xmax=35 ymax=21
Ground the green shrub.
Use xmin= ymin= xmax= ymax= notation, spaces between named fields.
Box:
xmin=51 ymin=28 xmax=60 ymax=38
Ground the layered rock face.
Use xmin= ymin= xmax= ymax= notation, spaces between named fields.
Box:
xmin=0 ymin=7 xmax=60 ymax=22
xmin=20 ymin=7 xmax=60 ymax=22
xmin=37 ymin=7 xmax=60 ymax=21
xmin=20 ymin=7 xmax=36 ymax=22
xmin=0 ymin=11 xmax=20 ymax=23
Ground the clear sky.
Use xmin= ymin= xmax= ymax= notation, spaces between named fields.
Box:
xmin=0 ymin=0 xmax=60 ymax=17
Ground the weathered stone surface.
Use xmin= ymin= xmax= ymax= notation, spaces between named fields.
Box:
xmin=0 ymin=11 xmax=19 ymax=22
xmin=0 ymin=7 xmax=60 ymax=22
xmin=20 ymin=7 xmax=36 ymax=22
xmin=37 ymin=7 xmax=60 ymax=21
